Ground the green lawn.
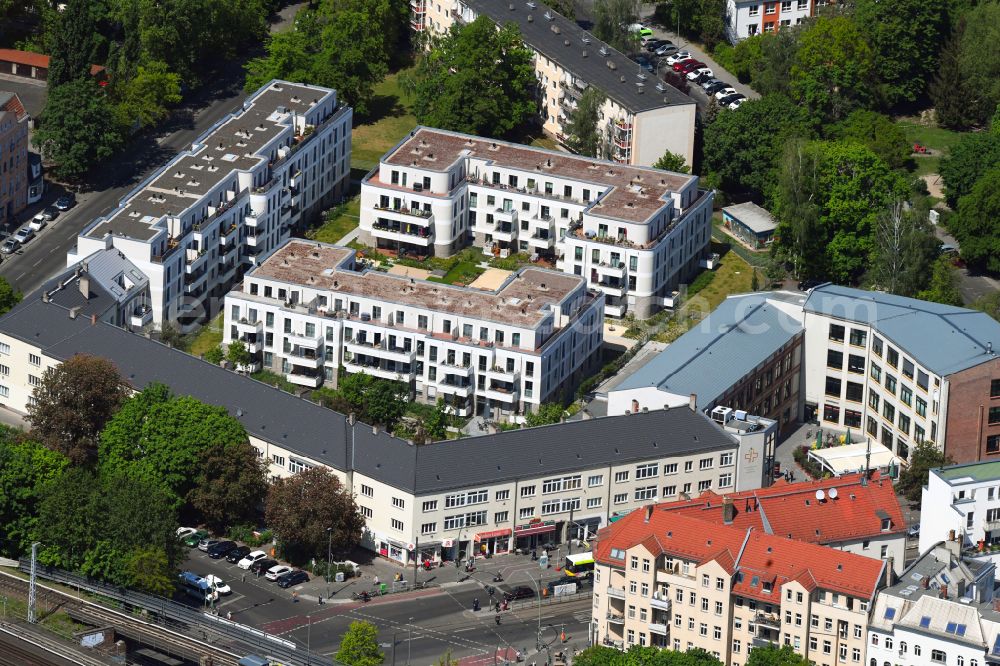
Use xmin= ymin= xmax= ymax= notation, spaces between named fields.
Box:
xmin=428 ymin=260 xmax=485 ymax=286
xmin=306 ymin=196 xmax=362 ymax=244
xmin=352 ymin=68 xmax=418 ymax=172
xmin=186 ymin=312 xmax=223 ymax=357
xmin=896 ymin=119 xmax=966 ymax=154
xmin=913 ymin=155 xmax=941 ymax=178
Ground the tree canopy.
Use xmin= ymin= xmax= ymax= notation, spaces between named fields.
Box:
xmin=0 ymin=277 xmax=22 ymax=317
xmin=653 ymin=151 xmax=689 ymax=174
xmin=525 ymin=403 xmax=566 ymax=427
xmin=593 ymin=0 xmax=641 ymax=53
xmin=406 ymin=17 xmax=538 ymax=138
xmin=336 ymin=620 xmax=385 ymax=666
xmin=790 ymin=17 xmax=875 ymax=125
xmin=314 ymin=373 xmax=408 ymax=431
xmin=564 ymin=87 xmax=607 ymax=158
xmin=933 ymin=4 xmax=1000 ymax=129
xmin=265 ymin=467 xmax=365 ymax=562
xmin=897 ymin=440 xmax=952 ymax=503
xmin=0 ymin=430 xmax=69 ymax=558
xmin=939 ymin=133 xmax=1000 ymax=208
xmin=573 ymin=645 xmax=722 ymax=666
xmin=26 ymin=354 xmax=129 ymax=465
xmin=949 ymin=168 xmax=1000 ymax=273
xmin=830 ymin=110 xmax=911 ymax=171
xmin=746 ymin=645 xmax=810 ymax=666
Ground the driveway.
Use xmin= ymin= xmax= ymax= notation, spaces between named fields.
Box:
xmin=932 ymin=225 xmax=1000 ymax=305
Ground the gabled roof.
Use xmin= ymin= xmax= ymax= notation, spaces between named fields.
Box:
xmin=657 ymin=471 xmax=907 ymax=544
xmin=804 ymin=284 xmax=1000 ymax=376
xmin=0 ymin=48 xmax=105 ymax=76
xmin=594 ymin=504 xmax=885 ymax=601
xmin=0 ymin=91 xmax=27 ymax=121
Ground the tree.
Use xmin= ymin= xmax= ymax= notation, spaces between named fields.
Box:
xmin=336 ymin=621 xmax=384 ymax=666
xmin=118 ymin=60 xmax=182 ymax=130
xmin=917 ymin=257 xmax=964 ymax=306
xmin=829 ymin=110 xmax=910 ymax=171
xmin=747 ymin=28 xmax=799 ymax=97
xmin=746 ymin=644 xmax=810 ymax=666
xmin=323 ymin=373 xmax=409 ymax=430
xmin=187 ymin=439 xmax=268 ymax=533
xmin=424 ymin=400 xmax=449 ymax=441
xmin=525 ymin=403 xmax=565 ymax=427
xmin=564 ymin=87 xmax=606 ymax=158
xmin=35 ymin=78 xmax=124 ymax=181
xmin=566 ymin=646 xmax=617 ymax=666
xmin=47 ymin=0 xmax=98 ymax=86
xmin=26 ymin=354 xmax=129 ymax=465
xmin=929 ymin=20 xmax=971 ymax=130
xmin=0 ymin=431 xmax=69 ymax=558
xmin=948 ymin=168 xmax=1000 ymax=273
xmin=974 ymin=291 xmax=1000 ymax=322
xmin=406 ymin=17 xmax=537 ymax=138
xmin=790 ymin=17 xmax=874 ymax=125
xmin=226 ymin=339 xmax=254 ymax=372
xmin=124 ymin=546 xmax=175 ymax=596
xmin=593 ymin=0 xmax=640 ymax=53
xmin=853 ymin=0 xmax=944 ymax=107
xmin=0 ymin=276 xmax=22 ymax=316
xmin=897 ymin=439 xmax=952 ymax=503
xmin=702 ymin=95 xmax=810 ymax=202
xmin=204 ymin=345 xmax=224 ymax=365
xmin=729 ymin=33 xmax=767 ymax=83
xmin=546 ymin=0 xmax=576 ymax=19
xmin=265 ymin=467 xmax=365 ymax=562
xmin=938 ymin=133 xmax=1000 ymax=208
xmin=952 ymin=4 xmax=1000 ymax=129
xmin=652 ymin=150 xmax=689 ymax=173
xmin=868 ymin=201 xmax=938 ymax=297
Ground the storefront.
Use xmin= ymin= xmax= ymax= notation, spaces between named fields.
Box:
xmin=474 ymin=528 xmax=512 ymax=557
xmin=374 ymin=534 xmax=411 ymax=564
xmin=514 ymin=520 xmax=558 ymax=552
xmin=417 ymin=542 xmax=440 ymax=566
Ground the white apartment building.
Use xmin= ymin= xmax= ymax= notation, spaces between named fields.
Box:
xmin=803 ymin=284 xmax=1000 ymax=465
xmin=725 ymin=0 xmax=814 ymax=42
xmin=68 ymin=80 xmax=353 ymax=327
xmin=413 ymin=0 xmax=697 ymax=167
xmin=868 ymin=539 xmax=1000 ymax=666
xmin=0 ymin=282 xmax=769 ymax=566
xmin=222 ymin=238 xmax=604 ymax=418
xmin=920 ymin=461 xmax=1000 ymax=559
xmin=359 ymin=127 xmax=714 ymax=318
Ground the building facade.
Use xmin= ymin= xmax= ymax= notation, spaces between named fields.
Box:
xmin=0 ymin=92 xmax=29 ymax=231
xmin=222 ymin=239 xmax=604 ymax=419
xmin=920 ymin=461 xmax=1000 ymax=557
xmin=68 ymin=80 xmax=353 ymax=327
xmin=413 ymin=0 xmax=697 ymax=168
xmin=359 ymin=127 xmax=714 ymax=319
xmin=803 ymin=284 xmax=1000 ymax=465
xmin=591 ymin=507 xmax=884 ymax=666
xmin=724 ymin=0 xmax=839 ymax=42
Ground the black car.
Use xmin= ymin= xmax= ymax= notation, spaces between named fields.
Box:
xmin=54 ymin=193 xmax=76 ymax=211
xmin=718 ymin=93 xmax=744 ymax=107
xmin=226 ymin=545 xmax=252 ymax=563
xmin=644 ymin=39 xmax=669 ymax=52
xmin=250 ymin=558 xmax=278 ymax=575
xmin=703 ymin=80 xmax=730 ymax=95
xmin=207 ymin=540 xmax=237 ymax=559
xmin=631 ymin=55 xmax=653 ymax=73
xmin=277 ymin=570 xmax=309 ymax=588
xmin=42 ymin=206 xmax=60 ymax=221
xmin=503 ymin=586 xmax=536 ymax=602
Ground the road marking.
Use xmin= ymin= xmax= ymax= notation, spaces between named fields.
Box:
xmin=15 ymin=272 xmax=25 ymax=280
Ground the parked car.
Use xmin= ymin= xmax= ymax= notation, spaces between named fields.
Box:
xmin=665 ymin=52 xmax=691 ymax=65
xmin=237 ymin=550 xmax=268 ymax=569
xmin=671 ymin=59 xmax=697 ymax=72
xmin=719 ymin=93 xmax=745 ymax=107
xmin=183 ymin=530 xmax=209 ymax=548
xmin=1 ymin=238 xmax=19 ymax=255
xmin=266 ymin=564 xmax=293 ymax=581
xmin=203 ymin=574 xmax=232 ymax=595
xmin=197 ymin=538 xmax=221 ymax=552
xmin=908 ymin=524 xmax=920 ymax=538
xmin=226 ymin=545 xmax=252 ymax=563
xmin=727 ymin=97 xmax=746 ymax=110
xmin=29 ymin=213 xmax=47 ymax=231
xmin=644 ymin=39 xmax=669 ymax=52
xmin=176 ymin=527 xmax=198 ymax=540
xmin=13 ymin=226 xmax=34 ymax=244
xmin=687 ymin=67 xmax=713 ymax=81
xmin=277 ymin=570 xmax=310 ymax=588
xmin=939 ymin=243 xmax=957 ymax=254
xmin=655 ymin=44 xmax=679 ymax=57
xmin=54 ymin=193 xmax=76 ymax=211
xmin=678 ymin=61 xmax=706 ymax=74
xmin=207 ymin=540 xmax=238 ymax=559
xmin=632 ymin=55 xmax=654 ymax=72
xmin=703 ymin=80 xmax=730 ymax=95
xmin=797 ymin=279 xmax=823 ymax=292
xmin=714 ymin=87 xmax=738 ymax=100
xmin=42 ymin=206 xmax=59 ymax=221
xmin=250 ymin=558 xmax=278 ymax=576
xmin=504 ymin=586 xmax=536 ymax=602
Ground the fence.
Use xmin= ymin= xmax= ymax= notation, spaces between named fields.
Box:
xmin=17 ymin=558 xmax=331 ymax=666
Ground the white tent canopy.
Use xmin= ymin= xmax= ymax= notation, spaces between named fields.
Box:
xmin=807 ymin=440 xmax=900 ymax=477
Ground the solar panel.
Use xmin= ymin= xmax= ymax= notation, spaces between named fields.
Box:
xmin=920 ymin=616 xmax=932 ymax=629
xmin=884 ymin=608 xmax=896 ymax=620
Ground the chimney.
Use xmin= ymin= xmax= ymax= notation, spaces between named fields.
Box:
xmin=632 ymin=399 xmax=639 ymax=414
xmin=941 ymin=584 xmax=948 ymax=600
xmin=372 ymin=425 xmax=379 ymax=435
xmin=884 ymin=557 xmax=894 ymax=587
xmin=689 ymin=393 xmax=697 ymax=411
xmin=949 ymin=529 xmax=956 ymax=542
xmin=722 ymin=497 xmax=735 ymax=525
xmin=922 ymin=576 xmax=930 ymax=589
xmin=644 ymin=504 xmax=654 ymax=523
xmin=347 ymin=412 xmax=356 ymax=426
xmin=90 ymin=314 xmax=96 ymax=326
xmin=68 ymin=306 xmax=81 ymax=319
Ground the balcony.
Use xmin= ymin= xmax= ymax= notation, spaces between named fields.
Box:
xmin=130 ymin=304 xmax=153 ymax=328
xmin=485 ymin=366 xmax=519 ymax=383
xmin=647 ymin=623 xmax=668 ymax=636
xmin=286 ymin=369 xmax=322 ymax=388
xmin=606 ymin=613 xmax=625 ymax=624
xmin=245 ymin=213 xmax=260 ymax=227
xmin=185 ymin=247 xmax=208 ymax=273
xmin=345 ymin=338 xmax=416 ymax=364
xmin=985 ymin=519 xmax=1000 ymax=532
xmin=373 ymin=205 xmax=434 ymax=226
xmin=286 ymin=332 xmax=323 ymax=350
xmin=527 ymin=233 xmax=554 ymax=250
xmin=371 ymin=221 xmax=433 ymax=247
xmin=286 ymin=347 xmax=324 ymax=369
xmin=492 ymin=223 xmax=517 ymax=243
xmin=220 ymin=223 xmax=238 ymax=246
xmin=755 ymin=613 xmax=780 ymax=629
xmin=345 ymin=357 xmax=414 ymax=382
xmin=650 ymin=595 xmax=671 ymax=612
xmin=606 ymin=586 xmax=625 ymax=600
xmin=438 ymin=379 xmax=473 ymax=398
xmin=596 ymin=262 xmax=626 ymax=279
xmin=484 ymin=382 xmax=518 ymax=402
xmin=240 ymin=333 xmax=262 ymax=354
xmin=595 ymin=280 xmax=626 ymax=297
xmin=236 ymin=318 xmax=263 ymax=335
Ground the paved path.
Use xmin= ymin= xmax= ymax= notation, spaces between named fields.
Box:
xmin=932 ymin=225 xmax=1000 ymax=305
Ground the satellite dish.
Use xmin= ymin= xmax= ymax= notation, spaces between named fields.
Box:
xmin=816 ymin=489 xmax=826 ymax=501
xmin=828 ymin=488 xmax=838 ymax=499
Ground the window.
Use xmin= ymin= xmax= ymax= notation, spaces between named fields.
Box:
xmin=541 ymin=500 xmax=562 ymax=515
xmin=684 ymin=461 xmax=693 ymax=472
xmin=829 ymin=324 xmax=845 ymax=342
xmin=521 ymin=485 xmax=536 ymax=497
xmin=720 ymin=452 xmax=734 ymax=467
xmin=615 ymin=471 xmax=630 ymax=483
xmin=930 ymin=650 xmax=946 ymax=663
xmin=636 ymin=463 xmax=658 ymax=479
xmin=542 ymin=475 xmax=581 ymax=494
xmin=887 ymin=347 xmax=899 ymax=368
xmin=748 ymin=4 xmax=758 ymax=14
xmin=614 ymin=493 xmax=628 ymax=504
xmin=900 ymin=385 xmax=913 ymax=406
xmin=844 ymin=409 xmax=862 ymax=428
xmin=916 ymin=396 xmax=927 ymax=417
xmin=495 ymin=511 xmax=509 ymax=523
xmin=899 ymin=413 xmax=911 ymax=435
xmin=0 ymin=385 xmax=8 ymax=398
xmin=990 ymin=407 xmax=1000 ymax=425
xmin=361 ymin=506 xmax=373 ymax=518
xmin=827 ymin=350 xmax=843 ymax=369
xmin=917 ymin=370 xmax=930 ymax=390
xmin=28 ymin=353 xmax=40 ymax=366
xmin=664 ymin=463 xmax=678 ymax=475
xmin=0 ymin=343 xmax=9 ymax=355
xmin=885 ymin=374 xmax=897 ymax=394
xmin=663 ymin=485 xmax=676 ymax=496
xmin=848 ymin=355 xmax=865 ymax=374
xmin=845 ymin=382 xmax=864 ymax=402
xmin=825 ymin=376 xmax=842 ymax=397
xmin=588 ymin=475 xmax=603 ymax=487
xmin=987 ymin=435 xmax=1000 ymax=454
xmin=699 ymin=457 xmax=714 ymax=470
xmin=993 ymin=379 xmax=1000 ymax=397
xmin=868 ymin=392 xmax=880 ymax=411
xmin=519 ymin=507 xmax=534 ymax=519
xmin=635 ymin=486 xmax=656 ymax=501
xmin=698 ymin=480 xmax=711 ymax=491
xmin=360 ymin=484 xmax=374 ymax=498
xmin=392 ymin=497 xmax=405 ymax=509
xmin=850 ymin=329 xmax=867 ymax=347
xmin=421 ymin=522 xmax=436 ymax=534
xmin=495 ymin=489 xmax=510 ymax=501
xmin=28 ymin=374 xmax=40 ymax=387
xmin=903 ymin=359 xmax=915 ymax=379
xmin=823 ymin=404 xmax=841 ymax=423
xmin=765 ymin=2 xmax=776 ymax=13
xmin=587 ymin=497 xmax=602 ymax=508
xmin=870 ymin=363 xmax=882 ymax=383
xmin=718 ymin=473 xmax=733 ymax=488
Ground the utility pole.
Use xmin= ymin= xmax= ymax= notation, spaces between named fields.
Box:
xmin=567 ymin=507 xmax=575 ymax=556
xmin=28 ymin=542 xmax=39 ymax=624
xmin=413 ymin=537 xmax=419 ymax=586
xmin=407 ymin=617 xmax=414 ymax=666
xmin=307 ymin=614 xmax=313 ymax=666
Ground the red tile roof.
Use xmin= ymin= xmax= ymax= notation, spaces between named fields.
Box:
xmin=0 ymin=49 xmax=105 ymax=76
xmin=594 ymin=502 xmax=885 ymax=602
xmin=657 ymin=471 xmax=906 ymax=543
xmin=0 ymin=92 xmax=27 ymax=121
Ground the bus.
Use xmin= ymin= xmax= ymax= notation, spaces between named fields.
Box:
xmin=564 ymin=552 xmax=595 ymax=578
xmin=179 ymin=571 xmax=218 ymax=604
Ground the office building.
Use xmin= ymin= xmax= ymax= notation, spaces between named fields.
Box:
xmin=359 ymin=127 xmax=714 ymax=318
xmin=68 ymin=80 xmax=353 ymax=327
xmin=222 ymin=238 xmax=604 ymax=419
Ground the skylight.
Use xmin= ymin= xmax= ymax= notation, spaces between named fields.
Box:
xmin=920 ymin=616 xmax=932 ymax=629
xmin=884 ymin=607 xmax=896 ymax=620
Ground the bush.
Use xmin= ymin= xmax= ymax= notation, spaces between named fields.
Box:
xmin=489 ymin=253 xmax=532 ymax=271
xmin=792 ymin=446 xmax=826 ymax=480
xmin=687 ymin=269 xmax=717 ymax=296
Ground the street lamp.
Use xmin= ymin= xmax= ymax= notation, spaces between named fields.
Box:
xmin=326 ymin=527 xmax=333 ymax=598
xmin=518 ymin=570 xmax=543 ymax=644
xmin=307 ymin=613 xmax=313 ymax=666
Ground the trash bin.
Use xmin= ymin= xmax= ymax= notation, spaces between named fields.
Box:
xmin=335 ymin=572 xmax=345 ymax=583
xmin=380 ymin=583 xmax=387 ymax=595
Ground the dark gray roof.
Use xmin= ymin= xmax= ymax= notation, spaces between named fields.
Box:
xmin=463 ymin=0 xmax=692 ymax=114
xmin=1 ymin=294 xmax=737 ymax=495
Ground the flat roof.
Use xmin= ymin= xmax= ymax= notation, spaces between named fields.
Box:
xmin=379 ymin=127 xmax=696 ymax=224
xmin=804 ymin=284 xmax=1000 ymax=376
xmin=84 ymin=81 xmax=337 ymax=243
xmin=612 ymin=293 xmax=804 ymax=404
xmin=249 ymin=239 xmax=589 ymax=329
xmin=934 ymin=460 xmax=1000 ymax=484
xmin=462 ymin=0 xmax=693 ymax=114
xmin=722 ymin=202 xmax=777 ymax=234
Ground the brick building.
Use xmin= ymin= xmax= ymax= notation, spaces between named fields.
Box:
xmin=0 ymin=91 xmax=29 ymax=231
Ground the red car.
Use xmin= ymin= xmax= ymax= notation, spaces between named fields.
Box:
xmin=671 ymin=58 xmax=696 ymax=71
xmin=678 ymin=61 xmax=706 ymax=74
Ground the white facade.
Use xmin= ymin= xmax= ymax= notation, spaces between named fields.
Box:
xmin=359 ymin=128 xmax=713 ymax=318
xmin=223 ymin=239 xmax=604 ymax=418
xmin=68 ymin=80 xmax=353 ymax=327
xmin=725 ymin=0 xmax=813 ymax=42
xmin=920 ymin=462 xmax=1000 ymax=556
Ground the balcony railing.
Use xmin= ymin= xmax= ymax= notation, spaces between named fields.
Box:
xmin=373 ymin=204 xmax=433 ymax=220
xmin=606 ymin=586 xmax=625 ymax=600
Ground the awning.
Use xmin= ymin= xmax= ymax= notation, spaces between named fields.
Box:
xmin=514 ymin=524 xmax=557 ymax=537
xmin=474 ymin=529 xmax=512 ymax=542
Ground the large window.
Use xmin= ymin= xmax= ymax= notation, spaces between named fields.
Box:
xmin=845 ymin=409 xmax=862 ymax=428
xmin=900 ymin=385 xmax=913 ymax=406
xmin=849 ymin=329 xmax=867 ymax=347
xmin=885 ymin=374 xmax=897 ymax=395
xmin=883 ymin=402 xmax=896 ymax=422
xmin=870 ymin=363 xmax=882 ymax=383
xmin=887 ymin=347 xmax=899 ymax=368
xmin=848 ymin=355 xmax=865 ymax=374
xmin=902 ymin=359 xmax=915 ymax=379
xmin=823 ymin=404 xmax=841 ymax=423
xmin=825 ymin=377 xmax=842 ymax=397
xmin=846 ymin=382 xmax=864 ymax=402
xmin=898 ymin=414 xmax=910 ymax=435
xmin=827 ymin=350 xmax=844 ymax=369
xmin=829 ymin=324 xmax=845 ymax=342
xmin=990 ymin=407 xmax=1000 ymax=425
xmin=916 ymin=396 xmax=927 ymax=417
xmin=992 ymin=379 xmax=1000 ymax=398
xmin=867 ymin=416 xmax=878 ymax=437
xmin=869 ymin=392 xmax=880 ymax=411
xmin=872 ymin=336 xmax=883 ymax=356
xmin=988 ymin=435 xmax=1000 ymax=454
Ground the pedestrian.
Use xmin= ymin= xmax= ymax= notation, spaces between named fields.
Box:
xmin=241 ymin=573 xmax=246 ymax=584
xmin=226 ymin=611 xmax=232 ymax=621
xmin=373 ymin=574 xmax=380 ymax=588
xmin=292 ymin=590 xmax=299 ymax=603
